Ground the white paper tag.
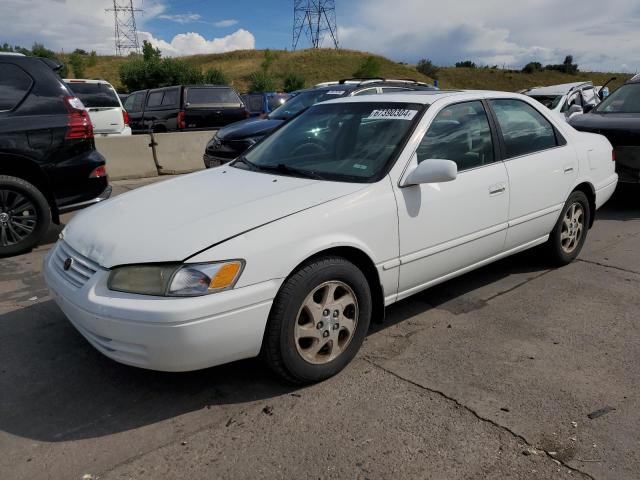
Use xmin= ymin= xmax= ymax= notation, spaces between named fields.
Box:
xmin=368 ymin=109 xmax=418 ymax=120
xmin=326 ymin=90 xmax=344 ymax=95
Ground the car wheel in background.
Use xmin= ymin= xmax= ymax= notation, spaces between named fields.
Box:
xmin=0 ymin=175 xmax=51 ymax=257
xmin=546 ymin=190 xmax=591 ymax=266
xmin=262 ymin=256 xmax=372 ymax=384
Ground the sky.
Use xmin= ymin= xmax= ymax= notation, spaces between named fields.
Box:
xmin=0 ymin=0 xmax=638 ymax=72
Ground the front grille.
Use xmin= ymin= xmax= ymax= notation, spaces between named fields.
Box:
xmin=52 ymin=241 xmax=100 ymax=289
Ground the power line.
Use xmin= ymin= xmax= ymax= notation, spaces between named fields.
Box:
xmin=292 ymin=0 xmax=339 ymax=50
xmin=106 ymin=0 xmax=142 ymax=56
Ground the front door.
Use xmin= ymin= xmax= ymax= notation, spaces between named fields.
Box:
xmin=395 ymin=100 xmax=510 ymax=300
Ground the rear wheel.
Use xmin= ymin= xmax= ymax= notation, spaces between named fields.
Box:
xmin=0 ymin=175 xmax=51 ymax=257
xmin=546 ymin=190 xmax=590 ymax=266
xmin=262 ymin=256 xmax=372 ymax=384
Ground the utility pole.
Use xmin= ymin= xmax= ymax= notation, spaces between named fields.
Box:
xmin=292 ymin=0 xmax=339 ymax=50
xmin=106 ymin=0 xmax=142 ymax=56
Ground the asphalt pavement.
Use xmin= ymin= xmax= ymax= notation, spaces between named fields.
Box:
xmin=1 ymin=177 xmax=638 ymax=480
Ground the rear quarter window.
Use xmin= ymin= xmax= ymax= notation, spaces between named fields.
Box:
xmin=187 ymin=88 xmax=241 ymax=106
xmin=146 ymin=91 xmax=164 ymax=108
xmin=0 ymin=63 xmax=33 ymax=111
xmin=65 ymin=82 xmax=120 ymax=108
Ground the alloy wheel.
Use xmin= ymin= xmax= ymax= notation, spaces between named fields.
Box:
xmin=560 ymin=202 xmax=584 ymax=254
xmin=0 ymin=189 xmax=38 ymax=247
xmin=294 ymin=280 xmax=359 ymax=365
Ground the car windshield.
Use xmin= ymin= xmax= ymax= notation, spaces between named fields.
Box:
xmin=66 ymin=82 xmax=120 ymax=108
xmin=528 ymin=95 xmax=563 ymax=109
xmin=238 ymin=102 xmax=424 ymax=183
xmin=595 ymin=83 xmax=640 ymax=113
xmin=187 ymin=87 xmax=241 ymax=106
xmin=268 ymin=89 xmax=348 ymax=120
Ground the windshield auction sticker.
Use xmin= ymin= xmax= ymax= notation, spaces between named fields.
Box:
xmin=368 ymin=109 xmax=418 ymax=120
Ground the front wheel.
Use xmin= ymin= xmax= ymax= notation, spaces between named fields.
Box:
xmin=546 ymin=190 xmax=590 ymax=266
xmin=262 ymin=256 xmax=372 ymax=384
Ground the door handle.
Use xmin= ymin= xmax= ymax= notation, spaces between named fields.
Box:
xmin=489 ymin=183 xmax=506 ymax=195
xmin=563 ymin=165 xmax=575 ymax=173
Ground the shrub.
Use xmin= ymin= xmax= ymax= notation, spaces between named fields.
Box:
xmin=353 ymin=56 xmax=382 ymax=78
xmin=204 ymin=68 xmax=228 ymax=85
xmin=69 ymin=51 xmax=86 ymax=78
xmin=87 ymin=51 xmax=98 ymax=67
xmin=283 ymin=72 xmax=305 ymax=92
xmin=455 ymin=60 xmax=477 ymax=68
xmin=248 ymin=71 xmax=275 ymax=93
xmin=119 ymin=57 xmax=204 ymax=91
xmin=416 ymin=58 xmax=439 ymax=79
xmin=522 ymin=62 xmax=543 ymax=74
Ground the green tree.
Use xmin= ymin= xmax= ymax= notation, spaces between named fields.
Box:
xmin=142 ymin=40 xmax=161 ymax=62
xmin=204 ymin=68 xmax=228 ymax=85
xmin=416 ymin=58 xmax=439 ymax=79
xmin=282 ymin=72 xmax=305 ymax=92
xmin=455 ymin=60 xmax=477 ymax=68
xmin=248 ymin=71 xmax=275 ymax=93
xmin=353 ymin=56 xmax=382 ymax=78
xmin=69 ymin=51 xmax=86 ymax=78
xmin=87 ymin=50 xmax=98 ymax=67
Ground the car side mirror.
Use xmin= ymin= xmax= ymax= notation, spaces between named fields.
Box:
xmin=567 ymin=104 xmax=583 ymax=116
xmin=401 ymin=159 xmax=458 ymax=187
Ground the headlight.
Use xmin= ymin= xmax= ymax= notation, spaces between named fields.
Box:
xmin=108 ymin=260 xmax=244 ymax=297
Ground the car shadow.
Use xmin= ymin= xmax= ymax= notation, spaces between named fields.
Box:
xmin=596 ymin=183 xmax=640 ymax=221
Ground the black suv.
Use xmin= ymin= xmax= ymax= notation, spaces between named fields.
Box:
xmin=203 ymin=78 xmax=437 ymax=167
xmin=570 ymin=74 xmax=640 ymax=183
xmin=0 ymin=53 xmax=110 ymax=256
xmin=123 ymin=85 xmax=248 ymax=133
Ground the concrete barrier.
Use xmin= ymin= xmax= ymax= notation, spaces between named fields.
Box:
xmin=153 ymin=131 xmax=215 ymax=175
xmin=96 ymin=135 xmax=158 ymax=181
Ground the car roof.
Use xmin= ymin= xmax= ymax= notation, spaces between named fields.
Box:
xmin=0 ymin=52 xmax=26 ymax=57
xmin=319 ymin=90 xmax=527 ymax=106
xmin=64 ymin=78 xmax=114 ymax=86
xmin=524 ymin=82 xmax=593 ymax=96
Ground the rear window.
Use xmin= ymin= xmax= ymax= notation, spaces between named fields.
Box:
xmin=267 ymin=94 xmax=289 ymax=111
xmin=66 ymin=82 xmax=120 ymax=108
xmin=186 ymin=87 xmax=241 ymax=106
xmin=242 ymin=94 xmax=263 ymax=112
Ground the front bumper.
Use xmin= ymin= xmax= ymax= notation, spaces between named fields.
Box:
xmin=44 ymin=242 xmax=278 ymax=372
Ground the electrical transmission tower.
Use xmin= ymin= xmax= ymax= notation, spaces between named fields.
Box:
xmin=292 ymin=0 xmax=339 ymax=50
xmin=106 ymin=0 xmax=142 ymax=56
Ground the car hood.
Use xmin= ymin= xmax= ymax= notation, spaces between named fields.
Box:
xmin=62 ymin=167 xmax=365 ymax=268
xmin=217 ymin=117 xmax=284 ymax=140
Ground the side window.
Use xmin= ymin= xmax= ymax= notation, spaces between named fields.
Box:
xmin=353 ymin=88 xmax=377 ymax=96
xmin=147 ymin=91 xmax=164 ymax=108
xmin=490 ymin=99 xmax=558 ymax=158
xmin=0 ymin=63 xmax=33 ymax=111
xmin=162 ymin=88 xmax=179 ymax=106
xmin=132 ymin=92 xmax=146 ymax=112
xmin=381 ymin=87 xmax=410 ymax=93
xmin=417 ymin=101 xmax=495 ymax=172
xmin=123 ymin=94 xmax=135 ymax=111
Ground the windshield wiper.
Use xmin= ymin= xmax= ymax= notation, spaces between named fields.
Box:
xmin=257 ymin=163 xmax=325 ymax=180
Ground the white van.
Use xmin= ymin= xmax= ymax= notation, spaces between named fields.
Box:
xmin=64 ymin=79 xmax=131 ymax=136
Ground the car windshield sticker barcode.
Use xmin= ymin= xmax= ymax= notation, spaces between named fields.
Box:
xmin=368 ymin=109 xmax=418 ymax=120
xmin=326 ymin=91 xmax=344 ymax=95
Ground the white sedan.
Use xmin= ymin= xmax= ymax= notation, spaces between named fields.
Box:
xmin=44 ymin=91 xmax=618 ymax=383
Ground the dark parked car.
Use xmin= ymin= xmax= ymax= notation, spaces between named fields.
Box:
xmin=570 ymin=74 xmax=640 ymax=183
xmin=203 ymin=78 xmax=437 ymax=167
xmin=123 ymin=84 xmax=248 ymax=133
xmin=0 ymin=53 xmax=110 ymax=256
xmin=241 ymin=92 xmax=290 ymax=117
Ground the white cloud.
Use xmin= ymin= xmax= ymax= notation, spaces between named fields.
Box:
xmin=339 ymin=0 xmax=640 ymax=72
xmin=158 ymin=13 xmax=201 ymax=24
xmin=139 ymin=29 xmax=255 ymax=56
xmin=213 ymin=19 xmax=239 ymax=28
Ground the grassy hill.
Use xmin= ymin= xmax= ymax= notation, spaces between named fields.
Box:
xmin=62 ymin=48 xmax=632 ymax=94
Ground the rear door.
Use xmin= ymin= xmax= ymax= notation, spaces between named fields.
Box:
xmin=488 ymin=98 xmax=577 ymax=250
xmin=66 ymin=81 xmax=124 ymax=135
xmin=184 ymin=87 xmax=246 ymax=128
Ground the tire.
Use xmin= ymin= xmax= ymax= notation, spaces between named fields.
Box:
xmin=262 ymin=256 xmax=372 ymax=384
xmin=0 ymin=175 xmax=51 ymax=257
xmin=546 ymin=190 xmax=591 ymax=266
